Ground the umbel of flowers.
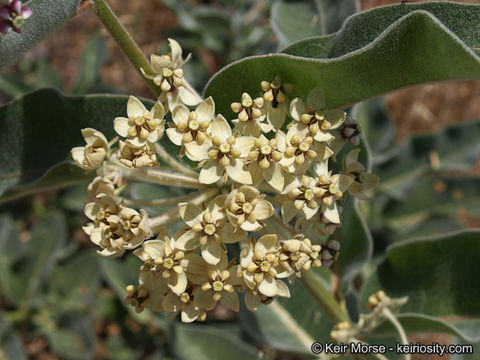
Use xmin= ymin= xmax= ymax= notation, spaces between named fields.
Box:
xmin=71 ymin=39 xmax=378 ymax=322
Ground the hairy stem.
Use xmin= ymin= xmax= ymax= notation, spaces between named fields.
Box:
xmin=301 ymin=270 xmax=350 ymax=324
xmin=154 ymin=144 xmax=198 ymax=178
xmin=149 ymin=188 xmax=219 ymax=232
xmin=123 ymin=189 xmax=207 ymax=207
xmin=382 ymin=308 xmax=411 ymax=360
xmin=90 ymin=0 xmax=161 ymax=97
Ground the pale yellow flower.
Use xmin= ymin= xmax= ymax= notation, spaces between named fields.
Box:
xmin=276 ymin=175 xmax=322 ymax=223
xmin=342 ymin=148 xmax=379 ymax=200
xmin=83 ymin=196 xmax=150 ymax=257
xmin=246 ymin=132 xmax=285 ymax=192
xmin=134 ymin=235 xmax=189 ymax=295
xmin=87 ymin=176 xmax=115 ymax=198
xmin=290 ymin=86 xmax=346 ymax=142
xmin=71 ymin=128 xmax=109 ymax=170
xmin=166 ymin=97 xmax=214 ymax=161
xmin=231 ymin=92 xmax=269 ymax=136
xmin=239 ymin=235 xmax=287 ymax=297
xmin=243 ymin=282 xmax=290 ymax=312
xmin=196 ymin=115 xmax=254 ymax=184
xmin=141 ymin=38 xmax=201 ymax=109
xmin=312 ymin=160 xmax=353 ymax=224
xmin=117 ymin=140 xmax=158 ymax=168
xmin=162 ymin=286 xmax=207 ymax=323
xmin=175 ymin=195 xmax=246 ymax=265
xmin=187 ymin=252 xmax=242 ymax=312
xmin=279 ymin=125 xmax=333 ymax=175
xmin=261 ymin=76 xmax=293 ymax=130
xmin=225 ymin=186 xmax=274 ymax=231
xmin=277 ymin=236 xmax=321 ymax=278
xmin=114 ymin=96 xmax=165 ymax=147
xmin=124 ymin=271 xmax=169 ymax=313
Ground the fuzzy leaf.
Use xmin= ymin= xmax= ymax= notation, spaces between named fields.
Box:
xmin=205 ymin=3 xmax=480 ymax=118
xmin=0 ymin=0 xmax=81 ymax=69
xmin=0 ymin=89 xmax=189 ymax=203
xmin=360 ymin=230 xmax=480 ymax=317
xmin=271 ymin=0 xmax=358 ymax=47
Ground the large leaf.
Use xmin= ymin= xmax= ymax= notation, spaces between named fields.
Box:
xmin=174 ymin=324 xmax=258 ymax=360
xmin=0 ymin=0 xmax=81 ymax=70
xmin=271 ymin=0 xmax=358 ymax=47
xmin=0 ymin=212 xmax=67 ymax=308
xmin=205 ymin=2 xmax=480 ymax=119
xmin=360 ymin=230 xmax=480 ymax=317
xmin=0 ymin=89 xmax=186 ymax=202
xmin=239 ymin=268 xmax=333 ymax=356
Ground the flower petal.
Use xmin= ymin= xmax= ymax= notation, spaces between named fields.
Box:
xmin=258 ymin=276 xmax=278 ymax=297
xmin=168 ymin=271 xmax=187 ymax=295
xmin=220 ymin=291 xmax=239 ymax=312
xmin=264 ymin=163 xmax=284 ymax=192
xmin=267 ymin=102 xmax=287 ymax=129
xmin=235 ymin=136 xmax=255 ymax=157
xmin=208 ymin=114 xmax=231 ymax=140
xmin=326 ymin=109 xmax=346 ymax=129
xmin=127 ymin=96 xmax=146 ymax=119
xmin=196 ymin=97 xmax=215 ymax=123
xmin=168 ymin=38 xmax=183 ymax=65
xmin=194 ymin=288 xmax=216 ymax=310
xmin=254 ymin=199 xmax=273 ymax=220
xmin=113 ymin=117 xmax=130 ymax=137
xmin=175 ymin=229 xmax=200 ymax=250
xmin=166 ymin=128 xmax=184 ymax=146
xmin=322 ymin=201 xmax=340 ymax=224
xmin=256 ymin=234 xmax=278 ymax=254
xmin=201 ymin=241 xmax=222 ymax=265
xmin=172 ymin=104 xmax=189 ymax=125
xmin=185 ymin=141 xmax=210 ymax=161
xmin=245 ymin=290 xmax=261 ymax=312
xmin=226 ymin=159 xmax=252 ymax=185
xmin=199 ymin=160 xmax=223 ymax=184
xmin=178 ymin=86 xmax=202 ymax=106
xmin=289 ymin=98 xmax=306 ymax=121
xmin=306 ymin=86 xmax=325 ymax=111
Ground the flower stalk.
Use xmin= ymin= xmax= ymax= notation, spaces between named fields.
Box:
xmin=90 ymin=0 xmax=161 ymax=97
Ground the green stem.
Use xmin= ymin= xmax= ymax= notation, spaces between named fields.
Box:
xmin=123 ymin=189 xmax=208 ymax=207
xmin=382 ymin=308 xmax=411 ymax=360
xmin=90 ymin=0 xmax=161 ymax=97
xmin=154 ymin=144 xmax=198 ymax=178
xmin=301 ymin=270 xmax=350 ymax=324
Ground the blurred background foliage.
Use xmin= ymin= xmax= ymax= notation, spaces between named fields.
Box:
xmin=0 ymin=0 xmax=479 ymax=359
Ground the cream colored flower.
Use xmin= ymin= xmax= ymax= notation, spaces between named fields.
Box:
xmin=118 ymin=140 xmax=158 ymax=168
xmin=290 ymin=86 xmax=346 ymax=142
xmin=87 ymin=176 xmax=115 ymax=198
xmin=342 ymin=148 xmax=379 ymax=200
xmin=141 ymin=38 xmax=201 ymax=109
xmin=246 ymin=132 xmax=285 ymax=192
xmin=312 ymin=160 xmax=353 ymax=224
xmin=341 ymin=117 xmax=361 ymax=146
xmin=83 ymin=196 xmax=150 ymax=257
xmin=279 ymin=125 xmax=333 ymax=175
xmin=231 ymin=92 xmax=269 ymax=136
xmin=162 ymin=285 xmax=207 ymax=323
xmin=134 ymin=235 xmax=189 ymax=295
xmin=166 ymin=97 xmax=214 ymax=160
xmin=225 ymin=186 xmax=273 ymax=231
xmin=239 ymin=235 xmax=287 ymax=297
xmin=197 ymin=115 xmax=254 ymax=184
xmin=175 ymin=195 xmax=246 ymax=265
xmin=276 ymin=175 xmax=322 ymax=223
xmin=71 ymin=128 xmax=109 ymax=170
xmin=261 ymin=76 xmax=293 ymax=130
xmin=114 ymin=96 xmax=165 ymax=147
xmin=186 ymin=252 xmax=242 ymax=312
xmin=277 ymin=236 xmax=321 ymax=278
xmin=124 ymin=271 xmax=169 ymax=313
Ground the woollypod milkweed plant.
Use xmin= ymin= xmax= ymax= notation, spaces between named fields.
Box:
xmin=72 ymin=36 xmax=379 ymax=322
xmin=1 ymin=0 xmax=480 ymax=359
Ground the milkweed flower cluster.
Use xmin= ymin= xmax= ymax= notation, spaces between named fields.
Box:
xmin=71 ymin=39 xmax=378 ymax=322
xmin=0 ymin=0 xmax=31 ymax=35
